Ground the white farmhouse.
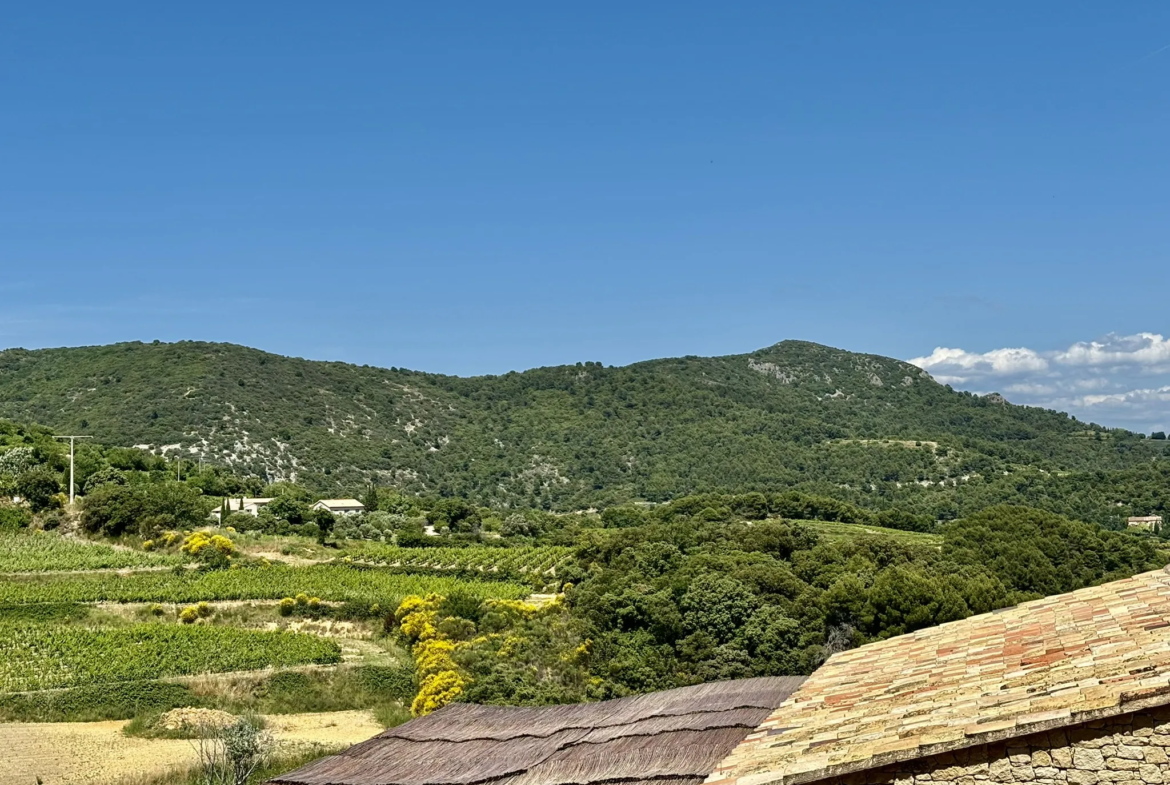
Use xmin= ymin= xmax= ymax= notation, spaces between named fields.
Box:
xmin=311 ymin=498 xmax=365 ymax=516
xmin=211 ymin=497 xmax=274 ymax=520
xmin=1129 ymin=515 xmax=1164 ymax=531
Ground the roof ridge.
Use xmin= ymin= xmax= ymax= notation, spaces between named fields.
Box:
xmin=383 ymin=705 xmax=782 ymax=744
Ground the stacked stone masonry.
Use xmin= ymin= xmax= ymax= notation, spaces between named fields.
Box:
xmin=828 ymin=708 xmax=1170 ymax=785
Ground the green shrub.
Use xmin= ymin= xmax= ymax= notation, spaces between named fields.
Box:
xmin=0 ymin=506 xmax=32 ymax=531
xmin=278 ymin=597 xmax=296 ymax=616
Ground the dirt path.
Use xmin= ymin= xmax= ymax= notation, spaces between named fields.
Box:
xmin=0 ymin=709 xmax=382 ymax=785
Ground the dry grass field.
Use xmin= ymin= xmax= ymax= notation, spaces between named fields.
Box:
xmin=0 ymin=709 xmax=382 ymax=785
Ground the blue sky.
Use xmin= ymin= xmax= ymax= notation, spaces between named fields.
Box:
xmin=2 ymin=4 xmax=1169 ymax=430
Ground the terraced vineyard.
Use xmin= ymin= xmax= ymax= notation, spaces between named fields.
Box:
xmin=0 ymin=563 xmax=530 ymax=606
xmin=796 ymin=519 xmax=943 ymax=546
xmin=339 ymin=544 xmax=573 ymax=578
xmin=0 ymin=623 xmax=341 ymax=692
xmin=0 ymin=531 xmax=184 ymax=573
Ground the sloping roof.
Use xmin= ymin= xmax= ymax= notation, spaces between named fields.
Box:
xmin=706 ymin=567 xmax=1170 ymax=785
xmin=270 ymin=677 xmax=806 ymax=785
xmin=313 ymin=499 xmax=365 ymax=509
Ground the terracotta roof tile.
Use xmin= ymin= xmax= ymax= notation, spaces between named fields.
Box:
xmin=707 ymin=568 xmax=1170 ymax=785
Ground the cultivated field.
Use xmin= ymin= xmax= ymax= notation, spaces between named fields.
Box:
xmin=0 ymin=531 xmax=182 ymax=573
xmin=0 ymin=562 xmax=530 ymax=606
xmin=0 ymin=526 xmax=543 ymax=782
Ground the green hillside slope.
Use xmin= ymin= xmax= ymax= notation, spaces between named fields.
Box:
xmin=0 ymin=340 xmax=1166 ymax=520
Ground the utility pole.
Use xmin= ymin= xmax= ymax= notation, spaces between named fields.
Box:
xmin=53 ymin=435 xmax=92 ymax=505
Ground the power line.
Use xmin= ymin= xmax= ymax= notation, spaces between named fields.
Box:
xmin=53 ymin=435 xmax=92 ymax=505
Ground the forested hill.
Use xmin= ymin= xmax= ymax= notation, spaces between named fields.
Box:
xmin=0 ymin=340 xmax=1166 ymax=520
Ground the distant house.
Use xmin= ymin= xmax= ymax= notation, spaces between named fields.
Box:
xmin=211 ymin=497 xmax=274 ymax=520
xmin=311 ymin=498 xmax=365 ymax=516
xmin=1128 ymin=515 xmax=1163 ymax=531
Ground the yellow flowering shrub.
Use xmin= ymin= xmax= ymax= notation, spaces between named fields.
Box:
xmin=411 ymin=670 xmax=465 ymax=716
xmin=496 ymin=635 xmax=527 ymax=659
xmin=180 ymin=532 xmax=235 ymax=558
xmin=413 ymin=638 xmax=458 ymax=678
xmin=400 ymin=610 xmax=438 ymax=641
xmin=395 ymin=594 xmax=438 ymax=623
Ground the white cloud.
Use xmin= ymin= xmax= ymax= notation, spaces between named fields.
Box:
xmin=908 ymin=346 xmax=1048 ymax=381
xmin=1075 ymin=387 xmax=1170 ymax=408
xmin=907 ymin=332 xmax=1170 ymax=433
xmin=1053 ymin=333 xmax=1170 ymax=368
xmin=1004 ymin=382 xmax=1057 ymax=395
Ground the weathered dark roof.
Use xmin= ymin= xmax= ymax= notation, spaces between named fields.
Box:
xmin=270 ymin=677 xmax=806 ymax=785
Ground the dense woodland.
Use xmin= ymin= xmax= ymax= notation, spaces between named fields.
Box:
xmin=387 ymin=501 xmax=1164 ymax=705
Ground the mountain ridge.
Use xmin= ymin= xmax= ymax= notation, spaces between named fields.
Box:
xmin=0 ymin=339 xmax=1164 ymax=518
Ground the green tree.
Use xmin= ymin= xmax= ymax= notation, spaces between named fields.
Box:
xmin=362 ymin=484 xmax=379 ymax=513
xmin=81 ymin=466 xmax=127 ymax=494
xmin=311 ymin=508 xmax=336 ymax=545
xmin=679 ymin=575 xmax=759 ymax=644
xmin=16 ymin=467 xmax=61 ymax=512
xmin=265 ymin=495 xmax=309 ymax=527
xmin=80 ymin=481 xmax=207 ymax=537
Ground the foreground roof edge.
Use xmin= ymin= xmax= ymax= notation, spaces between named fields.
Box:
xmin=707 ymin=567 xmax=1170 ymax=785
xmin=724 ymin=688 xmax=1170 ymax=785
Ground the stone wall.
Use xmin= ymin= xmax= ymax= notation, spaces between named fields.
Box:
xmin=826 ymin=706 xmax=1170 ymax=785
